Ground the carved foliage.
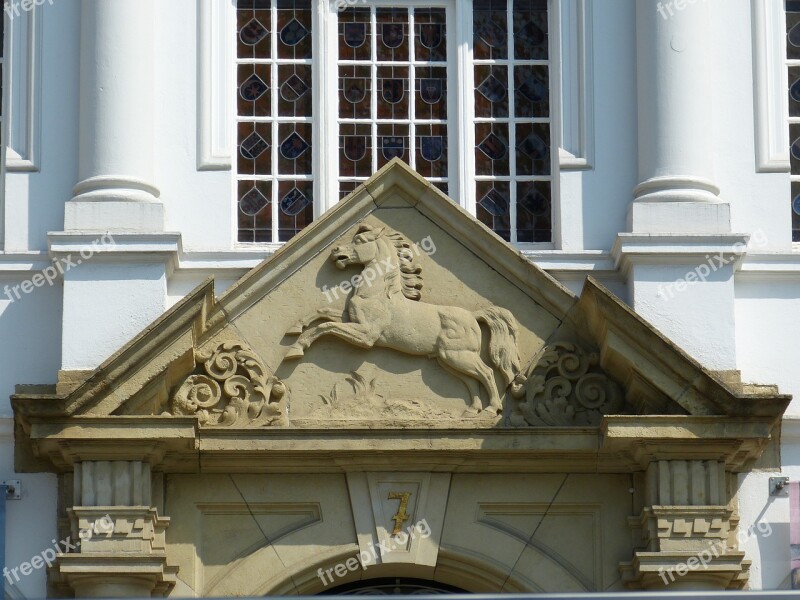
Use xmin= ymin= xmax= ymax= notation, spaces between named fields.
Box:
xmin=168 ymin=342 xmax=288 ymax=427
xmin=509 ymin=342 xmax=626 ymax=426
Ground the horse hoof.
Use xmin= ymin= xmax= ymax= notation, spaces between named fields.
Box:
xmin=460 ymin=407 xmax=482 ymax=418
xmin=285 ymin=324 xmax=304 ymax=335
xmin=284 ymin=345 xmax=305 ymax=359
xmin=483 ymin=407 xmax=500 ymax=417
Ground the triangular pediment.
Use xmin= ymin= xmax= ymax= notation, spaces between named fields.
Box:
xmin=13 ymin=160 xmax=788 ymax=472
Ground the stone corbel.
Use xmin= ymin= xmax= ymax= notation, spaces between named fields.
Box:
xmin=620 ymin=460 xmax=748 ymax=590
xmin=52 ymin=460 xmax=177 ymax=597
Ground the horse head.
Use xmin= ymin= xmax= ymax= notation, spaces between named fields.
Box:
xmin=330 ymin=224 xmax=387 ymax=270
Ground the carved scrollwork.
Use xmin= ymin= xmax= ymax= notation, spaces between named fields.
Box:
xmin=508 ymin=342 xmax=627 ymax=427
xmin=166 ymin=342 xmax=288 ymax=427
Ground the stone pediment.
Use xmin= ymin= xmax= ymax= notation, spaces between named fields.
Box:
xmin=13 ymin=160 xmax=789 ymax=473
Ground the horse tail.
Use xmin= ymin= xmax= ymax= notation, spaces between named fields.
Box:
xmin=474 ymin=307 xmax=521 ymax=387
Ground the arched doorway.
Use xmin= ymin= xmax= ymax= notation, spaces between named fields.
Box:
xmin=319 ymin=577 xmax=468 ymax=595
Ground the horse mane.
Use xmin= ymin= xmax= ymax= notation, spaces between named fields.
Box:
xmin=359 ymin=225 xmax=423 ymax=301
xmin=384 ymin=231 xmax=423 ymax=301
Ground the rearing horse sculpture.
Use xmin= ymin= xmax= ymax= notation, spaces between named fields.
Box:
xmin=284 ymin=224 xmax=520 ymax=415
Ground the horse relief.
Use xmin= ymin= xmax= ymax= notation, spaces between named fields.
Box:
xmin=283 ymin=224 xmax=521 ymax=416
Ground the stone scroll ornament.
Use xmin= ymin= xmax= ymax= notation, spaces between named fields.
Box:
xmin=283 ymin=224 xmax=521 ymax=417
xmin=168 ymin=342 xmax=288 ymax=427
xmin=508 ymin=342 xmax=626 ymax=426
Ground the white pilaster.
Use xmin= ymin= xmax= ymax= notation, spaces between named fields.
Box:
xmin=65 ymin=0 xmax=163 ymax=231
xmin=619 ymin=1 xmax=742 ymax=371
xmin=631 ymin=0 xmax=729 ymax=233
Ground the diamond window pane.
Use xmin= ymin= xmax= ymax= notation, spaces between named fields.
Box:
xmin=516 ymin=181 xmax=551 ymax=243
xmin=476 ymin=181 xmax=511 ymax=242
xmin=474 ymin=0 xmax=551 ymax=243
xmin=515 ymin=65 xmax=549 ymax=118
xmin=516 ymin=122 xmax=550 ymax=176
xmin=236 ymin=0 xmax=314 ymax=243
xmin=475 ymin=65 xmax=509 ymax=119
xmin=513 ymin=0 xmax=548 ymax=61
xmin=473 ymin=0 xmax=508 ymax=61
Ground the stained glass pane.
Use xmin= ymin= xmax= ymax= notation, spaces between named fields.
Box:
xmin=791 ymin=123 xmax=800 ymax=175
xmin=278 ymin=64 xmax=312 ymax=117
xmin=377 ymin=66 xmax=410 ymax=120
xmin=515 ymin=65 xmax=549 ymax=118
xmin=416 ymin=123 xmax=448 ymax=179
xmin=237 ymin=1 xmax=271 ymax=59
xmin=475 ymin=65 xmax=509 ymax=119
xmin=516 ymin=122 xmax=550 ymax=176
xmin=476 ymin=181 xmax=511 ymax=242
xmin=513 ymin=0 xmax=548 ymax=61
xmin=339 ymin=8 xmax=371 ymax=61
xmin=377 ymin=123 xmax=409 ymax=168
xmin=792 ymin=181 xmax=800 ymax=243
xmin=237 ymin=122 xmax=272 ymax=175
xmin=416 ymin=67 xmax=447 ymax=120
xmin=474 ymin=0 xmax=508 ymax=61
xmin=376 ymin=8 xmax=409 ymax=62
xmin=516 ymin=181 xmax=551 ymax=243
xmin=278 ymin=180 xmax=313 ymax=241
xmin=475 ymin=123 xmax=510 ymax=177
xmin=237 ymin=65 xmax=271 ymax=118
xmin=237 ymin=179 xmax=272 ymax=243
xmin=340 ymin=123 xmax=372 ymax=179
xmin=789 ymin=1 xmax=800 ymax=243
xmin=339 ymin=65 xmax=372 ymax=120
xmin=277 ymin=0 xmax=312 ymax=60
xmin=789 ymin=2 xmax=800 ymax=61
xmin=278 ymin=123 xmax=312 ymax=175
xmin=415 ymin=8 xmax=447 ymax=63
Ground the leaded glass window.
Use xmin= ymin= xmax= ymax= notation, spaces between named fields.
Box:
xmin=474 ymin=0 xmax=551 ymax=243
xmin=337 ymin=5 xmax=450 ymax=198
xmin=788 ymin=0 xmax=800 ymax=241
xmin=236 ymin=0 xmax=314 ymax=243
xmin=233 ymin=0 xmax=553 ymax=245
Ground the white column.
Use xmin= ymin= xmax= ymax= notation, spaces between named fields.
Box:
xmin=65 ymin=0 xmax=163 ymax=231
xmin=630 ymin=0 xmax=729 ymax=233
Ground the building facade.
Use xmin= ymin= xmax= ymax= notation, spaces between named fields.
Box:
xmin=0 ymin=0 xmax=799 ymax=596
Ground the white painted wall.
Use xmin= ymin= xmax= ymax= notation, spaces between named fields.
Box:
xmin=0 ymin=0 xmax=798 ymax=595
